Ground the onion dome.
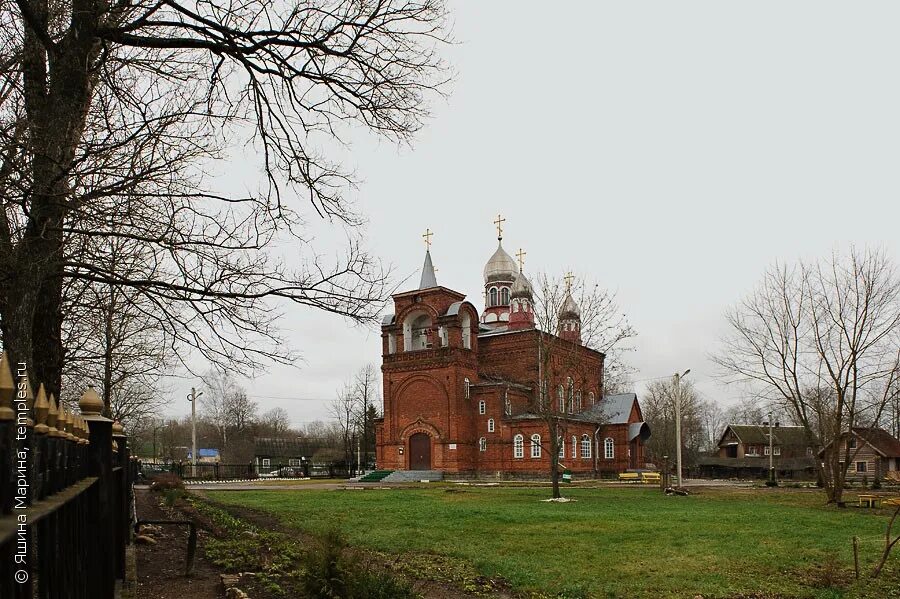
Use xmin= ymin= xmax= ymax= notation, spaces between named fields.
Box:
xmin=510 ymin=270 xmax=533 ymax=300
xmin=559 ymin=291 xmax=580 ymax=320
xmin=483 ymin=242 xmax=518 ymax=284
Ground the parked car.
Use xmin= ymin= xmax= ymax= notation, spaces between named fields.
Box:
xmin=260 ymin=467 xmax=302 ymax=478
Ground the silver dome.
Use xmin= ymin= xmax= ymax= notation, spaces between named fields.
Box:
xmin=510 ymin=271 xmax=533 ymax=299
xmin=483 ymin=242 xmax=518 ymax=284
xmin=559 ymin=291 xmax=580 ymax=319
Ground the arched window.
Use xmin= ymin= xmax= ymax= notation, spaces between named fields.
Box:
xmin=479 ymin=437 xmax=487 ymax=452
xmin=500 ymin=287 xmax=510 ymax=305
xmin=487 ymin=418 xmax=495 ymax=433
xmin=478 ymin=400 xmax=485 ymax=415
xmin=604 ymin=437 xmax=614 ymax=459
xmin=504 ymin=390 xmax=512 ymax=416
xmin=581 ymin=435 xmax=592 ymax=459
xmin=403 ymin=311 xmax=433 ymax=351
xmin=589 ymin=392 xmax=595 ymax=406
xmin=461 ymin=312 xmax=472 ymax=349
xmin=557 ymin=385 xmax=565 ymax=413
xmin=576 ymin=390 xmax=582 ymax=412
xmin=489 ymin=287 xmax=498 ymax=307
xmin=567 ymin=378 xmax=574 ymax=413
xmin=531 ymin=434 xmax=542 ymax=458
xmin=464 ymin=378 xmax=471 ymax=399
xmin=572 ymin=435 xmax=578 ymax=459
xmin=558 ymin=436 xmax=565 ymax=459
xmin=513 ymin=434 xmax=524 ymax=458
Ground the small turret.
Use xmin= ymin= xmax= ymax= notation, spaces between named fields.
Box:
xmin=558 ymin=274 xmax=581 ymax=344
xmin=508 ymin=248 xmax=534 ymax=330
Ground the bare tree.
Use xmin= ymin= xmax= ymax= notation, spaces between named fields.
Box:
xmin=352 ymin=364 xmax=379 ymax=468
xmin=0 ymin=0 xmax=451 ymax=397
xmin=641 ymin=378 xmax=706 ymax=466
xmin=58 ymin=235 xmax=173 ymax=425
xmin=715 ymin=248 xmax=900 ymax=504
xmin=330 ymin=382 xmax=359 ymax=470
xmin=529 ymin=273 xmax=636 ymax=499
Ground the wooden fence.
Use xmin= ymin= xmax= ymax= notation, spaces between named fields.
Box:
xmin=0 ymin=352 xmax=135 ymax=598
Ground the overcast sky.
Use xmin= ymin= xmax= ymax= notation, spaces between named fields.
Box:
xmin=165 ymin=2 xmax=900 ymax=429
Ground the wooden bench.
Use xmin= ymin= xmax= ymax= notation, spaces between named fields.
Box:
xmin=618 ymin=472 xmax=640 ymax=482
xmin=858 ymin=494 xmax=880 ymax=508
xmin=641 ymin=472 xmax=661 ymax=484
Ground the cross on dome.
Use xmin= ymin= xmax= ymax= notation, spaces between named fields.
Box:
xmin=516 ymin=248 xmax=526 ymax=272
xmin=564 ymin=271 xmax=575 ymax=290
xmin=493 ymin=214 xmax=505 ymax=241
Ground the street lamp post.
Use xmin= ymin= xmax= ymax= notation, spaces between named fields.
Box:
xmin=674 ymin=369 xmax=691 ymax=489
xmin=187 ymin=388 xmax=203 ymax=478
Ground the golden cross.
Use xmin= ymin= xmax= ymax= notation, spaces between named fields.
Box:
xmin=564 ymin=271 xmax=575 ymax=290
xmin=516 ymin=248 xmax=526 ymax=272
xmin=493 ymin=214 xmax=505 ymax=240
xmin=422 ymin=228 xmax=433 ymax=249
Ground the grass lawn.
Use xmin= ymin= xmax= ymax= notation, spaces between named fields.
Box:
xmin=204 ymin=485 xmax=900 ymax=598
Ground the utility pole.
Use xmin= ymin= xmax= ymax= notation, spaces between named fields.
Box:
xmin=768 ymin=411 xmax=776 ymax=486
xmin=188 ymin=387 xmax=203 ymax=478
xmin=357 ymin=435 xmax=362 ymax=476
xmin=673 ymin=369 xmax=691 ymax=489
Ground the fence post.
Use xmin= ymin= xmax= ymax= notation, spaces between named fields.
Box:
xmin=112 ymin=420 xmax=129 ymax=579
xmin=0 ymin=353 xmax=16 ymax=597
xmin=82 ymin=386 xmax=115 ymax=599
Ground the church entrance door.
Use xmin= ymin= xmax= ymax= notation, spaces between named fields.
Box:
xmin=409 ymin=433 xmax=431 ymax=470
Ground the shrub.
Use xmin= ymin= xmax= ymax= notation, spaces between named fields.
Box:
xmin=162 ymin=488 xmax=184 ymax=507
xmin=862 ymin=475 xmax=869 ymax=489
xmin=301 ymin=527 xmax=350 ymax=599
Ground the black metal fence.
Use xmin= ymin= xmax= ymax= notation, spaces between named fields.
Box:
xmin=0 ymin=352 xmax=135 ymax=598
xmin=139 ymin=460 xmax=354 ymax=481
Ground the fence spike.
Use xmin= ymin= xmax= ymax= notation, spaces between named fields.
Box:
xmin=21 ymin=375 xmax=34 ymax=428
xmin=0 ymin=351 xmax=15 ymax=421
xmin=79 ymin=385 xmax=104 ymax=417
xmin=34 ymin=384 xmax=49 ymax=434
xmin=46 ymin=393 xmax=59 ymax=437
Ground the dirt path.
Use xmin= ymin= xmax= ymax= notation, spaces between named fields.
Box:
xmin=134 ymin=488 xmax=223 ymax=599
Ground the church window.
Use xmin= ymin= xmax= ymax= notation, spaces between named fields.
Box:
xmin=557 ymin=385 xmax=565 ymax=413
xmin=478 ymin=399 xmax=485 ymax=414
xmin=504 ymin=390 xmax=512 ymax=416
xmin=572 ymin=435 xmax=578 ymax=459
xmin=589 ymin=392 xmax=595 ymax=407
xmin=567 ymin=378 xmax=574 ymax=414
xmin=500 ymin=287 xmax=510 ymax=305
xmin=489 ymin=287 xmax=498 ymax=307
xmin=439 ymin=326 xmax=448 ymax=347
xmin=488 ymin=418 xmax=495 ymax=433
xmin=387 ymin=333 xmax=396 ymax=354
xmin=531 ymin=434 xmax=542 ymax=458
xmin=576 ymin=390 xmax=582 ymax=412
xmin=404 ymin=311 xmax=433 ymax=351
xmin=479 ymin=437 xmax=487 ymax=452
xmin=464 ymin=378 xmax=471 ymax=399
xmin=461 ymin=312 xmax=472 ymax=349
xmin=558 ymin=437 xmax=565 ymax=459
xmin=514 ymin=434 xmax=524 ymax=458
xmin=581 ymin=435 xmax=591 ymax=459
xmin=604 ymin=438 xmax=614 ymax=459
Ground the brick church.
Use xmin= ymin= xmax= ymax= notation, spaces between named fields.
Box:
xmin=374 ymin=224 xmax=650 ymax=477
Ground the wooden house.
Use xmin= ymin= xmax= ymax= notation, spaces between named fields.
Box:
xmin=697 ymin=424 xmax=816 ymax=479
xmin=822 ymin=427 xmax=900 ymax=481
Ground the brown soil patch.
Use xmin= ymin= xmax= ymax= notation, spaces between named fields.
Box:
xmin=134 ymin=487 xmax=223 ymax=599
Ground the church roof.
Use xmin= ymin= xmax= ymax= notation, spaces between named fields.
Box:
xmin=483 ymin=242 xmax=518 ymax=284
xmin=510 ymin=270 xmax=533 ymax=299
xmin=582 ymin=393 xmax=637 ymax=424
xmin=559 ymin=290 xmax=580 ymax=319
xmin=419 ymin=249 xmax=437 ymax=289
